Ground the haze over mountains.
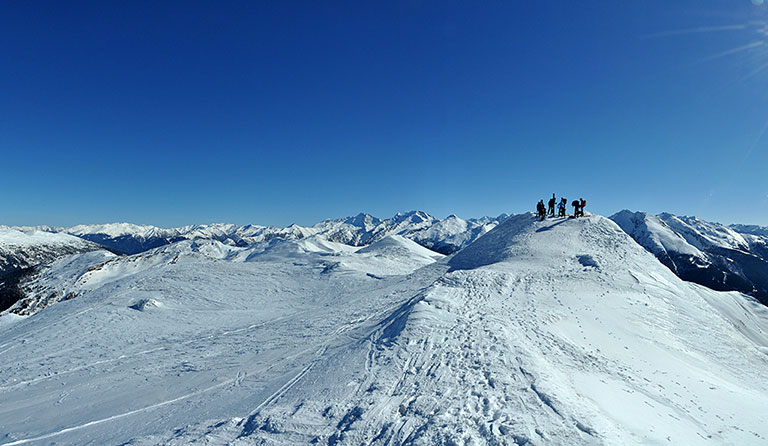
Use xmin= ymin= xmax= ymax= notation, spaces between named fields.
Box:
xmin=1 ymin=211 xmax=768 ymax=445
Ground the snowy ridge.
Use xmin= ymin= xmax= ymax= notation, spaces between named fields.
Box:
xmin=130 ymin=214 xmax=768 ymax=445
xmin=730 ymin=223 xmax=768 ymax=237
xmin=9 ymin=251 xmax=117 ymax=315
xmin=2 ymin=235 xmax=446 ymax=316
xmin=409 ymin=214 xmax=504 ymax=255
xmin=4 ymin=239 xmax=257 ymax=316
xmin=3 ymin=214 xmax=767 ymax=445
xmin=610 ymin=211 xmax=704 ymax=259
xmin=657 ymin=213 xmax=750 ymax=252
xmin=0 ymin=228 xmax=104 ymax=320
xmin=610 ymin=210 xmax=708 ymax=274
xmin=0 ymin=227 xmax=101 ymax=273
xmin=611 ymin=210 xmax=768 ymax=304
xmin=730 ymin=224 xmax=768 ymax=262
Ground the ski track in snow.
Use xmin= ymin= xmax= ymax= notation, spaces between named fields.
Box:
xmin=0 ymin=306 xmax=97 ymax=353
xmin=0 ymin=245 xmax=447 ymax=445
xmin=2 ymin=215 xmax=768 ymax=445
xmin=157 ymin=215 xmax=768 ymax=446
xmin=0 ymin=377 xmax=238 ymax=446
xmin=0 ymin=346 xmax=166 ymax=392
xmin=0 ymin=284 xmax=439 ymax=446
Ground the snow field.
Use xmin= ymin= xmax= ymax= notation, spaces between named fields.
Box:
xmin=0 ymin=238 xmax=446 ymax=445
xmin=2 ymin=214 xmax=768 ymax=445
xmin=134 ymin=215 xmax=768 ymax=445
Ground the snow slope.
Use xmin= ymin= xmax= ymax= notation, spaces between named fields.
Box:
xmin=0 ymin=228 xmax=101 ymax=274
xmin=731 ymin=223 xmax=768 ymax=238
xmin=172 ymin=214 xmax=765 ymax=445
xmin=609 ymin=210 xmax=705 ymax=263
xmin=3 ymin=235 xmax=444 ymax=317
xmin=408 ymin=214 xmax=504 ymax=255
xmin=0 ymin=237 xmax=446 ymax=445
xmin=730 ymin=223 xmax=768 ymax=261
xmin=3 ymin=214 xmax=767 ymax=445
xmin=657 ymin=213 xmax=749 ymax=251
xmin=0 ymin=229 xmax=103 ymax=313
xmin=612 ymin=210 xmax=768 ymax=305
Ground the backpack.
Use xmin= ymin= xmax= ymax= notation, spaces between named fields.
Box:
xmin=572 ymin=200 xmax=579 ymax=207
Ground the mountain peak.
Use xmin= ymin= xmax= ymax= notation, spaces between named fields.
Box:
xmin=342 ymin=213 xmax=381 ymax=229
xmin=450 ymin=213 xmax=640 ymax=271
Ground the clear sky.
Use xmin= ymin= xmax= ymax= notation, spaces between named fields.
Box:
xmin=2 ymin=1 xmax=768 ymax=227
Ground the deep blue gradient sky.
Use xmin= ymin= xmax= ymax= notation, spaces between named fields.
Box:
xmin=3 ymin=1 xmax=768 ymax=227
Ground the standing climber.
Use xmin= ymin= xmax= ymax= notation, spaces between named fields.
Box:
xmin=547 ymin=194 xmax=556 ymax=217
xmin=536 ymin=200 xmax=546 ymax=220
xmin=579 ymin=197 xmax=587 ymax=217
xmin=572 ymin=199 xmax=580 ymax=217
xmin=558 ymin=197 xmax=567 ymax=217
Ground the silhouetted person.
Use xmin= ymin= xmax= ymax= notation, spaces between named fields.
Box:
xmin=579 ymin=198 xmax=586 ymax=217
xmin=548 ymin=194 xmax=556 ymax=217
xmin=558 ymin=197 xmax=567 ymax=217
xmin=536 ymin=200 xmax=546 ymax=220
xmin=572 ymin=199 xmax=580 ymax=217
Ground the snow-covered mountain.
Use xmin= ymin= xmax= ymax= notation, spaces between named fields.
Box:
xmin=2 ymin=213 xmax=767 ymax=445
xmin=0 ymin=228 xmax=103 ymax=313
xmin=2 ymin=234 xmax=446 ymax=317
xmin=729 ymin=223 xmax=768 ymax=261
xmin=0 ymin=213 xmax=507 ymax=316
xmin=61 ymin=222 xmax=269 ymax=254
xmin=611 ymin=210 xmax=768 ymax=305
xmin=0 ymin=227 xmax=101 ymax=274
xmin=8 ymin=211 xmax=508 ymax=257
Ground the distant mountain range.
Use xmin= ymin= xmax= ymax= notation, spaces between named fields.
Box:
xmin=2 ymin=210 xmax=768 ymax=313
xmin=4 ymin=211 xmax=510 ymax=257
xmin=0 ymin=212 xmax=509 ymax=312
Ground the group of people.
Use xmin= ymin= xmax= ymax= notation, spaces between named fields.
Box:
xmin=536 ymin=194 xmax=587 ymax=220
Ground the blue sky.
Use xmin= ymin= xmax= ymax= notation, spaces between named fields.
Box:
xmin=2 ymin=1 xmax=768 ymax=227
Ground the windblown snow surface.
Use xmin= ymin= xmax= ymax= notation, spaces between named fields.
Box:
xmin=1 ymin=215 xmax=768 ymax=445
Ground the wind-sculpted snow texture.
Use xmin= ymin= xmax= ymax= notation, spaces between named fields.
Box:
xmin=611 ymin=210 xmax=768 ymax=305
xmin=3 ymin=214 xmax=768 ymax=445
